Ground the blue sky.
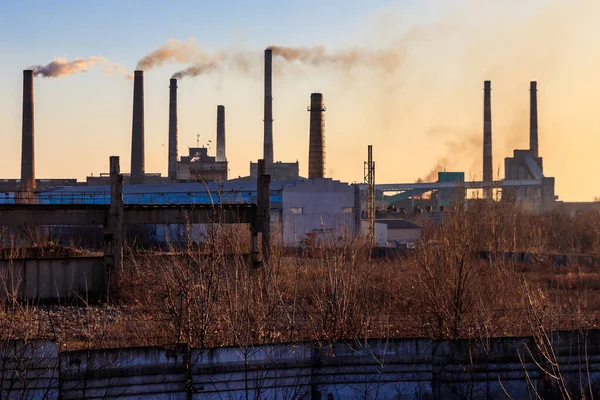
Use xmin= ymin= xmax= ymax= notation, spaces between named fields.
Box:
xmin=0 ymin=1 xmax=599 ymax=201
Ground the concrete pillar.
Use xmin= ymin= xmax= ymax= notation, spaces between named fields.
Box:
xmin=105 ymin=156 xmax=124 ymax=298
xmin=257 ymin=159 xmax=271 ymax=268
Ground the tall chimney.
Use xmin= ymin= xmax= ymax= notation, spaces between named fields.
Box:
xmin=263 ymin=48 xmax=274 ymax=165
xmin=130 ymin=70 xmax=145 ymax=185
xmin=308 ymin=93 xmax=326 ymax=179
xmin=168 ymin=78 xmax=178 ymax=181
xmin=483 ymin=81 xmax=492 ymax=197
xmin=21 ymin=70 xmax=35 ymax=193
xmin=216 ymin=105 xmax=226 ymax=162
xmin=530 ymin=81 xmax=538 ymax=158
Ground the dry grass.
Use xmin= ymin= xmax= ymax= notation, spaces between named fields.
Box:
xmin=1 ymin=201 xmax=600 ymax=350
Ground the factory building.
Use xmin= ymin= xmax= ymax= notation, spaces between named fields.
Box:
xmin=503 ymin=82 xmax=556 ymax=210
xmin=33 ymin=179 xmax=357 ymax=246
xmin=177 ymin=147 xmax=228 ymax=183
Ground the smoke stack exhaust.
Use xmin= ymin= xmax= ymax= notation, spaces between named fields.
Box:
xmin=530 ymin=81 xmax=538 ymax=158
xmin=168 ymin=78 xmax=178 ymax=181
xmin=483 ymin=81 xmax=492 ymax=197
xmin=308 ymin=93 xmax=326 ymax=179
xmin=263 ymin=48 xmax=274 ymax=165
xmin=216 ymin=105 xmax=226 ymax=162
xmin=21 ymin=70 xmax=35 ymax=193
xmin=130 ymin=70 xmax=145 ymax=184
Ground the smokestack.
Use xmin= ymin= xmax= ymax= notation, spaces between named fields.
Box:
xmin=21 ymin=70 xmax=35 ymax=192
xmin=263 ymin=48 xmax=274 ymax=165
xmin=216 ymin=105 xmax=226 ymax=162
xmin=130 ymin=70 xmax=145 ymax=184
xmin=168 ymin=78 xmax=178 ymax=181
xmin=530 ymin=81 xmax=538 ymax=158
xmin=483 ymin=81 xmax=492 ymax=196
xmin=308 ymin=93 xmax=326 ymax=179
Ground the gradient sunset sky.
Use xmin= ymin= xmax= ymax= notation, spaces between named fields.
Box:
xmin=0 ymin=0 xmax=599 ymax=201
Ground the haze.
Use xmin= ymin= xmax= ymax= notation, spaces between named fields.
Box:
xmin=0 ymin=0 xmax=598 ymax=201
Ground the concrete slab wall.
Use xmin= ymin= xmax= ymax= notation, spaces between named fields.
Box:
xmin=3 ymin=332 xmax=600 ymax=399
xmin=0 ymin=257 xmax=105 ymax=301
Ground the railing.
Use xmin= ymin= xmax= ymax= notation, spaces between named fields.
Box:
xmin=0 ymin=191 xmax=283 ymax=205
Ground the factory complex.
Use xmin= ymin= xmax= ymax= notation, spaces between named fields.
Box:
xmin=3 ymin=48 xmax=586 ymax=247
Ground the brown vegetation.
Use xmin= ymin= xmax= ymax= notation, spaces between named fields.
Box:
xmin=1 ymin=200 xmax=600 ymax=353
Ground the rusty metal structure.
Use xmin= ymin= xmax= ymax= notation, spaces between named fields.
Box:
xmin=263 ymin=48 xmax=274 ymax=166
xmin=130 ymin=70 xmax=145 ymax=185
xmin=364 ymin=145 xmax=375 ymax=239
xmin=308 ymin=93 xmax=326 ymax=179
xmin=483 ymin=80 xmax=492 ymax=198
xmin=168 ymin=78 xmax=178 ymax=182
xmin=21 ymin=70 xmax=35 ymax=193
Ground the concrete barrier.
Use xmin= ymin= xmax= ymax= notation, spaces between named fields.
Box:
xmin=1 ymin=332 xmax=600 ymax=398
xmin=0 ymin=256 xmax=105 ymax=301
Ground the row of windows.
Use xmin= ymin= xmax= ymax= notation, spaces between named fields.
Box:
xmin=290 ymin=207 xmax=353 ymax=214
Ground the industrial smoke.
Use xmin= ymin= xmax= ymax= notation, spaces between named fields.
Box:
xmin=137 ymin=38 xmax=201 ymax=71
xmin=171 ymin=59 xmax=220 ymax=79
xmin=30 ymin=57 xmax=131 ymax=79
xmin=267 ymin=45 xmax=401 ymax=70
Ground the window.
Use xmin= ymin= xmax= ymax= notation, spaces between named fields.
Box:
xmin=290 ymin=207 xmax=303 ymax=214
xmin=342 ymin=207 xmax=353 ymax=213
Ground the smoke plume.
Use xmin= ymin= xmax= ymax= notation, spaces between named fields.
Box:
xmin=171 ymin=59 xmax=221 ymax=79
xmin=30 ymin=57 xmax=132 ymax=79
xmin=419 ymin=132 xmax=480 ymax=182
xmin=268 ymin=45 xmax=402 ymax=71
xmin=136 ymin=38 xmax=202 ymax=71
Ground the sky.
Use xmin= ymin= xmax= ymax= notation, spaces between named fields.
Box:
xmin=0 ymin=0 xmax=599 ymax=201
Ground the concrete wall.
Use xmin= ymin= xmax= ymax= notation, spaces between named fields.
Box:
xmin=281 ymin=180 xmax=355 ymax=245
xmin=5 ymin=331 xmax=600 ymax=399
xmin=387 ymin=228 xmax=421 ymax=243
xmin=0 ymin=257 xmax=105 ymax=301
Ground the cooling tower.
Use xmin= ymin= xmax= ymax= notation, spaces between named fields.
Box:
xmin=21 ymin=70 xmax=35 ymax=192
xmin=216 ymin=105 xmax=226 ymax=162
xmin=308 ymin=93 xmax=325 ymax=179
xmin=263 ymin=48 xmax=274 ymax=165
xmin=168 ymin=78 xmax=178 ymax=181
xmin=130 ymin=70 xmax=145 ymax=185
